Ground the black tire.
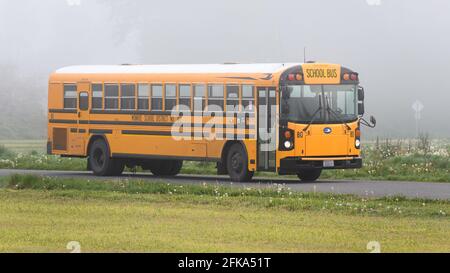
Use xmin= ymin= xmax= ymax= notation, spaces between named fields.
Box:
xmin=297 ymin=169 xmax=322 ymax=182
xmin=226 ymin=143 xmax=254 ymax=182
xmin=150 ymin=160 xmax=183 ymax=176
xmin=167 ymin=160 xmax=183 ymax=176
xmin=88 ymin=139 xmax=124 ymax=176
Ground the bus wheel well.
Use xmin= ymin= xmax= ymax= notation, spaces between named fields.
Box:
xmin=87 ymin=135 xmax=110 ymax=157
xmin=221 ymin=141 xmax=247 ymax=165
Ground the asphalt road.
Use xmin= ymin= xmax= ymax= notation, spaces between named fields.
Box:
xmin=1 ymin=169 xmax=450 ymax=200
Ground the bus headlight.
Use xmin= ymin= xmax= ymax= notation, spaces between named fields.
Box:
xmin=284 ymin=141 xmax=293 ymax=149
xmin=355 ymin=139 xmax=361 ymax=149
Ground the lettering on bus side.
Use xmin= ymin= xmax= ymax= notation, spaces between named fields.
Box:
xmin=131 ymin=115 xmax=141 ymax=121
xmin=131 ymin=114 xmax=177 ymax=123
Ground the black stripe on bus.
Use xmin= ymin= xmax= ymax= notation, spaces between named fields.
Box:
xmin=122 ymin=130 xmax=213 ymax=138
xmin=89 ymin=129 xmax=113 ymax=135
xmin=112 ymin=153 xmax=220 ymax=162
xmin=70 ymin=128 xmax=78 ymax=133
xmin=49 ymin=119 xmax=78 ymax=124
xmin=122 ymin=130 xmax=172 ymax=136
xmin=189 ymin=123 xmax=255 ymax=130
xmin=220 ymin=76 xmax=257 ymax=80
xmin=50 ymin=119 xmax=256 ymax=130
xmin=90 ymin=110 xmax=174 ymax=116
xmin=122 ymin=130 xmax=254 ymax=139
xmin=49 ymin=109 xmax=77 ymax=114
xmin=50 ymin=109 xmax=256 ymax=118
xmin=89 ymin=120 xmax=174 ymax=127
xmin=89 ymin=109 xmax=255 ymax=118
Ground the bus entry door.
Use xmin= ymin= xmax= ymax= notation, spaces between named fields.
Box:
xmin=257 ymin=87 xmax=276 ymax=171
xmin=70 ymin=82 xmax=91 ymax=155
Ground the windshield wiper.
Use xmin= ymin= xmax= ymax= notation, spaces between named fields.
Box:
xmin=324 ymin=96 xmax=352 ymax=130
xmin=302 ymin=95 xmax=323 ymax=132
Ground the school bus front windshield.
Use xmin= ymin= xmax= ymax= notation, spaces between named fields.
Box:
xmin=282 ymin=84 xmax=358 ymax=124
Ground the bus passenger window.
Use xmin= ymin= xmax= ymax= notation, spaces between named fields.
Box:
xmin=92 ymin=84 xmax=103 ymax=110
xmin=121 ymin=84 xmax=136 ymax=110
xmin=151 ymin=85 xmax=163 ymax=111
xmin=207 ymin=84 xmax=224 ymax=111
xmin=104 ymin=84 xmax=119 ymax=110
xmin=165 ymin=84 xmax=177 ymax=111
xmin=242 ymin=85 xmax=255 ymax=112
xmin=79 ymin=92 xmax=89 ymax=111
xmin=226 ymin=85 xmax=239 ymax=112
xmin=63 ymin=84 xmax=77 ymax=109
xmin=138 ymin=84 xmax=150 ymax=111
xmin=179 ymin=85 xmax=191 ymax=111
xmin=193 ymin=84 xmax=206 ymax=112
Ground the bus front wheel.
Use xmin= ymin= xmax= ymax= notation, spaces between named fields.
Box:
xmin=226 ymin=143 xmax=254 ymax=182
xmin=89 ymin=139 xmax=124 ymax=176
xmin=297 ymin=169 xmax=322 ymax=182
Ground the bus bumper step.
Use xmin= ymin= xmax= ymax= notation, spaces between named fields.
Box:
xmin=278 ymin=157 xmax=362 ymax=175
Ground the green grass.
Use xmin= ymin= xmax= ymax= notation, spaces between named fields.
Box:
xmin=3 ymin=174 xmax=450 ymax=219
xmin=0 ymin=140 xmax=46 ymax=154
xmin=1 ymin=175 xmax=450 ymax=252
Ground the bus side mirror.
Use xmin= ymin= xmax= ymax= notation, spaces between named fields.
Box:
xmin=358 ymin=87 xmax=365 ymax=101
xmin=370 ymin=115 xmax=377 ymax=127
xmin=358 ymin=102 xmax=365 ymax=116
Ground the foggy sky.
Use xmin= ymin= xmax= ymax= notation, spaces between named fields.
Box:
xmin=1 ymin=0 xmax=449 ymax=138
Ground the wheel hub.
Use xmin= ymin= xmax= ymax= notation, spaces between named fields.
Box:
xmin=93 ymin=148 xmax=105 ymax=167
xmin=231 ymin=153 xmax=243 ymax=173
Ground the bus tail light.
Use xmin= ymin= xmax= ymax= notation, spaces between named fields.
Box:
xmin=288 ymin=74 xmax=295 ymax=81
xmin=343 ymin=73 xmax=350 ymax=81
xmin=351 ymin=73 xmax=359 ymax=81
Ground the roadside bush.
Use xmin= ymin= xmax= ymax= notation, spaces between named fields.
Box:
xmin=417 ymin=133 xmax=431 ymax=155
xmin=0 ymin=145 xmax=13 ymax=158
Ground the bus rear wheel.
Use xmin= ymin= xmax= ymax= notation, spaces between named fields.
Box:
xmin=150 ymin=160 xmax=183 ymax=176
xmin=89 ymin=139 xmax=124 ymax=176
xmin=227 ymin=143 xmax=254 ymax=182
xmin=297 ymin=169 xmax=322 ymax=182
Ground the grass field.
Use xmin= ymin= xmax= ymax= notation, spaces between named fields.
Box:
xmin=0 ymin=140 xmax=47 ymax=154
xmin=0 ymin=175 xmax=450 ymax=253
xmin=1 ymin=138 xmax=449 ymax=182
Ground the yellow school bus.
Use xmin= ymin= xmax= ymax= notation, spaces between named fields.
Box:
xmin=47 ymin=63 xmax=375 ymax=182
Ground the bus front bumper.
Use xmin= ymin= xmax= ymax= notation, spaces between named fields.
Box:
xmin=278 ymin=157 xmax=362 ymax=175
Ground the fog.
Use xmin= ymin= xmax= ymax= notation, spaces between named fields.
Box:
xmin=1 ymin=0 xmax=449 ymax=139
